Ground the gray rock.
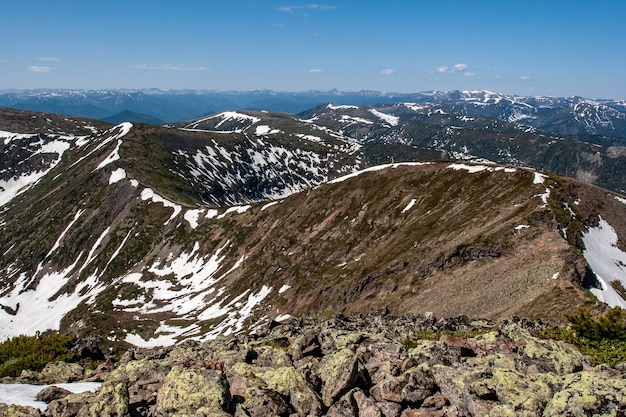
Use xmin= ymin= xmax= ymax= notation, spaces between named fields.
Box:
xmin=36 ymin=386 xmax=72 ymax=403
xmin=155 ymin=366 xmax=230 ymax=416
xmin=39 ymin=362 xmax=84 ymax=384
xmin=318 ymin=348 xmax=360 ymax=407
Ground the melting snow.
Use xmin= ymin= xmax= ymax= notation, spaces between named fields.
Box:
xmin=0 ymin=136 xmax=72 ymax=207
xmin=0 ymin=260 xmax=100 ymax=340
xmin=95 ymin=140 xmax=123 ymax=170
xmin=141 ymin=188 xmax=182 ymax=225
xmin=616 ymin=196 xmax=626 ymax=205
xmin=369 ymin=109 xmax=399 ymax=126
xmin=534 ymin=172 xmax=548 ymax=184
xmin=261 ymin=201 xmax=281 ymax=211
xmin=402 ymin=198 xmax=417 ymax=213
xmin=184 ymin=209 xmax=204 ymax=229
xmin=108 ymin=167 xmax=126 ymax=184
xmin=255 ymin=125 xmax=280 ymax=135
xmin=448 ymin=163 xmax=489 ymax=173
xmin=340 ymin=115 xmax=374 ymax=125
xmin=515 ymin=224 xmax=530 ymax=230
xmin=328 ymin=162 xmax=431 ymax=184
xmin=327 ymin=104 xmax=358 ymax=110
xmin=275 ymin=314 xmax=292 ymax=322
xmin=582 ymin=217 xmax=626 ymax=308
xmin=217 ymin=205 xmax=251 ymax=219
xmin=278 ymin=284 xmax=291 ymax=294
xmin=46 ymin=209 xmax=84 ymax=259
xmin=0 ymin=383 xmax=101 ymax=410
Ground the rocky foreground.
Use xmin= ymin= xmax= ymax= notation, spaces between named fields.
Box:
xmin=2 ymin=313 xmax=626 ymax=417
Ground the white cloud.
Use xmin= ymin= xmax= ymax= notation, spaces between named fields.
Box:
xmin=380 ymin=69 xmax=395 ymax=75
xmin=26 ymin=66 xmax=54 ymax=73
xmin=519 ymin=75 xmax=532 ymax=81
xmin=454 ymin=63 xmax=468 ymax=72
xmin=277 ymin=4 xmax=336 ymax=12
xmin=434 ymin=63 xmax=474 ymax=76
xmin=309 ymin=68 xmax=323 ymax=73
xmin=38 ymin=57 xmax=60 ymax=62
xmin=128 ymin=64 xmax=208 ymax=71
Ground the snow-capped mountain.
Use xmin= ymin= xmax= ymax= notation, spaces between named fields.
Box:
xmin=299 ymin=101 xmax=626 ymax=194
xmin=2 ymin=89 xmax=626 ymax=140
xmin=2 ymin=107 xmax=626 ymax=349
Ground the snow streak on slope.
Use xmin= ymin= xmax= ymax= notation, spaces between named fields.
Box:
xmin=0 ymin=133 xmax=74 ymax=207
xmin=369 ymin=109 xmax=399 ymax=126
xmin=582 ymin=217 xmax=626 ymax=308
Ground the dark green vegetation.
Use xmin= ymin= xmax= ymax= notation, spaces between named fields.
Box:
xmin=0 ymin=333 xmax=78 ymax=378
xmin=543 ymin=307 xmax=626 ymax=366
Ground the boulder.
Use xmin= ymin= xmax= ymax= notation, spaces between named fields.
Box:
xmin=155 ymin=366 xmax=230 ymax=416
xmin=36 ymin=386 xmax=72 ymax=403
xmin=318 ymin=348 xmax=361 ymax=407
xmin=78 ymin=381 xmax=129 ymax=417
xmin=0 ymin=403 xmax=42 ymax=417
xmin=38 ymin=362 xmax=84 ymax=384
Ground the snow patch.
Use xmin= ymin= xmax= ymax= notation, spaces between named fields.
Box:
xmin=184 ymin=209 xmax=204 ymax=229
xmin=141 ymin=188 xmax=182 ymax=225
xmin=533 ymin=172 xmax=548 ymax=184
xmin=448 ymin=163 xmax=489 ymax=173
xmin=328 ymin=162 xmax=431 ymax=184
xmin=95 ymin=140 xmax=123 ymax=170
xmin=369 ymin=109 xmax=399 ymax=126
xmin=582 ymin=217 xmax=626 ymax=308
xmin=108 ymin=167 xmax=126 ymax=184
xmin=255 ymin=125 xmax=280 ymax=135
xmin=278 ymin=284 xmax=291 ymax=294
xmin=402 ymin=198 xmax=417 ymax=213
xmin=327 ymin=104 xmax=358 ymax=110
xmin=0 ymin=383 xmax=101 ymax=410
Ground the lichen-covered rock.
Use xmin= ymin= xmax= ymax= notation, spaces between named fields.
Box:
xmin=34 ymin=313 xmax=626 ymax=417
xmin=325 ymin=389 xmax=358 ymax=417
xmin=77 ymin=381 xmax=128 ymax=417
xmin=353 ymin=389 xmax=382 ymax=417
xmin=36 ymin=387 xmax=72 ymax=403
xmin=543 ymin=371 xmax=626 ymax=417
xmin=45 ymin=391 xmax=98 ymax=417
xmin=38 ymin=362 xmax=84 ymax=384
xmin=155 ymin=366 xmax=230 ymax=416
xmin=499 ymin=323 xmax=584 ymax=375
xmin=318 ymin=348 xmax=361 ymax=407
xmin=236 ymin=386 xmax=290 ymax=417
xmin=230 ymin=363 xmax=323 ymax=416
xmin=0 ymin=403 xmax=42 ymax=417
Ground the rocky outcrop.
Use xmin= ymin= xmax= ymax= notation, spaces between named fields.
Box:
xmin=2 ymin=313 xmax=625 ymax=416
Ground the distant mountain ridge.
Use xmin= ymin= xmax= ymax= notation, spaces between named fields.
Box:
xmin=1 ymin=88 xmax=626 ymax=140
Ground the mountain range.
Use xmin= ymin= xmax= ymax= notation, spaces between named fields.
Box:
xmin=1 ymin=92 xmax=626 ymax=348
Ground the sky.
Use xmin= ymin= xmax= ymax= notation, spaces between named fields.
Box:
xmin=0 ymin=0 xmax=625 ymax=99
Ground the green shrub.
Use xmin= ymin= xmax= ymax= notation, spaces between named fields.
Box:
xmin=541 ymin=307 xmax=626 ymax=366
xmin=568 ymin=306 xmax=626 ymax=341
xmin=0 ymin=333 xmax=79 ymax=378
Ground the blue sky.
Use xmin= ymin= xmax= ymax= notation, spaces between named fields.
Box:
xmin=1 ymin=0 xmax=625 ymax=99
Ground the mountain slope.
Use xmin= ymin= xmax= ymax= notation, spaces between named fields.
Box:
xmin=301 ymin=102 xmax=626 ymax=194
xmin=1 ymin=109 xmax=626 ymax=348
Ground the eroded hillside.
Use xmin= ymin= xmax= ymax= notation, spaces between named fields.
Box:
xmin=1 ymin=108 xmax=626 ymax=348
